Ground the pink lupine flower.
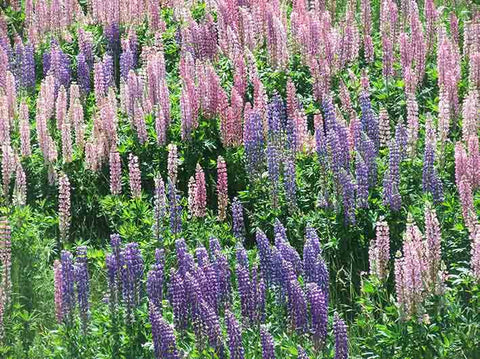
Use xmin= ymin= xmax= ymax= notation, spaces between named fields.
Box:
xmin=14 ymin=163 xmax=27 ymax=206
xmin=109 ymin=148 xmax=122 ymax=195
xmin=128 ymin=154 xmax=142 ymax=199
xmin=424 ymin=204 xmax=442 ymax=291
xmin=369 ymin=220 xmax=390 ymax=281
xmin=61 ymin=122 xmax=73 ymax=163
xmin=378 ymin=108 xmax=390 ymax=148
xmin=58 ymin=173 xmax=71 ymax=241
xmin=217 ymin=156 xmax=228 ymax=222
xmin=459 ymin=177 xmax=476 ymax=233
xmin=193 ymin=164 xmax=207 ymax=218
xmin=467 ymin=135 xmax=480 ymax=189
xmin=71 ymin=99 xmax=85 ymax=151
xmin=438 ymin=89 xmax=450 ymax=151
xmin=0 ymin=216 xmax=11 ymax=336
xmin=19 ymin=101 xmax=31 ymax=157
xmin=462 ymin=89 xmax=479 ymax=142
xmin=155 ymin=110 xmax=167 ymax=146
xmin=56 ymin=86 xmax=67 ymax=131
xmin=187 ymin=176 xmax=196 ymax=216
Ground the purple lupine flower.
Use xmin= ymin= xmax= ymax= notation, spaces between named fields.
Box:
xmin=75 ymin=246 xmax=90 ymax=331
xmin=322 ymin=95 xmax=337 ymax=133
xmin=256 ymin=229 xmax=272 ymax=284
xmin=226 ymin=310 xmax=245 ymax=359
xmin=196 ymin=246 xmax=210 ymax=268
xmin=244 ymin=110 xmax=265 ymax=179
xmin=355 ymin=153 xmax=369 ymax=208
xmin=169 ymin=269 xmax=187 ymax=330
xmin=303 ymin=227 xmax=322 ymax=284
xmin=77 ymin=52 xmax=90 ymax=94
xmin=123 ymin=242 xmax=144 ymax=322
xmin=267 ymin=140 xmax=281 ymax=208
xmin=422 ymin=116 xmax=443 ymax=203
xmin=236 ymin=243 xmax=249 ymax=269
xmin=395 ymin=119 xmax=408 ymax=160
xmin=147 ymin=262 xmax=164 ymax=310
xmin=297 ymin=346 xmax=308 ymax=359
xmin=236 ymin=262 xmax=251 ymax=320
xmin=199 ymin=299 xmax=224 ymax=355
xmin=288 ymin=279 xmax=308 ymax=332
xmin=274 ymin=221 xmax=302 ymax=276
xmin=339 ymin=170 xmax=356 ymax=224
xmin=284 ymin=153 xmax=297 ymax=212
xmin=21 ymin=44 xmax=35 ymax=90
xmin=120 ymin=48 xmax=135 ymax=80
xmin=168 ymin=180 xmax=182 ymax=236
xmin=175 ymin=238 xmax=194 ymax=277
xmin=60 ymin=250 xmax=75 ymax=321
xmin=211 ymin=248 xmax=231 ymax=307
xmin=153 ymin=175 xmax=166 ymax=242
xmin=106 ymin=254 xmax=118 ymax=307
xmin=102 ymin=55 xmax=115 ymax=90
xmin=260 ymin=325 xmax=276 ymax=359
xmin=307 ymin=282 xmax=327 ymax=349
xmin=232 ymin=197 xmax=246 ymax=242
xmin=149 ymin=303 xmax=180 ymax=359
xmin=359 ymin=87 xmax=379 ymax=150
xmin=334 ymin=313 xmax=349 ymax=359
xmin=105 ymin=22 xmax=120 ymax=57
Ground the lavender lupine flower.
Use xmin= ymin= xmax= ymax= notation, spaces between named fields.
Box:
xmin=58 ymin=173 xmax=71 ymax=241
xmin=109 ymin=148 xmax=121 ymax=195
xmin=244 ymin=110 xmax=265 ymax=179
xmin=256 ymin=229 xmax=272 ymax=284
xmin=75 ymin=246 xmax=90 ymax=331
xmin=284 ymin=153 xmax=297 ymax=212
xmin=167 ymin=144 xmax=178 ymax=185
xmin=260 ymin=325 xmax=276 ymax=359
xmin=149 ymin=303 xmax=180 ymax=359
xmin=232 ymin=197 xmax=246 ymax=242
xmin=359 ymin=85 xmax=379 ymax=150
xmin=369 ymin=220 xmax=390 ymax=281
xmin=355 ymin=153 xmax=369 ymax=208
xmin=153 ymin=175 xmax=166 ymax=242
xmin=217 ymin=156 xmax=228 ymax=221
xmin=120 ymin=48 xmax=135 ymax=80
xmin=123 ymin=242 xmax=144 ymax=321
xmin=225 ymin=310 xmax=245 ymax=359
xmin=334 ymin=313 xmax=349 ymax=359
xmin=307 ymin=282 xmax=328 ymax=349
xmin=168 ymin=181 xmax=182 ymax=235
xmin=128 ymin=154 xmax=141 ymax=199
xmin=60 ymin=250 xmax=75 ymax=321
xmin=105 ymin=22 xmax=120 ymax=57
xmin=54 ymin=260 xmax=63 ymax=323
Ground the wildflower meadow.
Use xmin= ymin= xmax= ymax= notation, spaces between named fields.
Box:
xmin=0 ymin=0 xmax=480 ymax=358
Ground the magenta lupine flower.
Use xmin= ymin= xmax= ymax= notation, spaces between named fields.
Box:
xmin=58 ymin=173 xmax=71 ymax=241
xmin=369 ymin=220 xmax=390 ymax=281
xmin=167 ymin=144 xmax=178 ymax=185
xmin=193 ymin=164 xmax=207 ymax=218
xmin=19 ymin=101 xmax=31 ymax=157
xmin=109 ymin=148 xmax=121 ymax=195
xmin=217 ymin=156 xmax=228 ymax=222
xmin=333 ymin=313 xmax=348 ymax=359
xmin=128 ymin=154 xmax=142 ymax=199
xmin=54 ymin=259 xmax=63 ymax=323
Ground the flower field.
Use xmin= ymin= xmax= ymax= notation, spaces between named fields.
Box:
xmin=1 ymin=0 xmax=480 ymax=358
